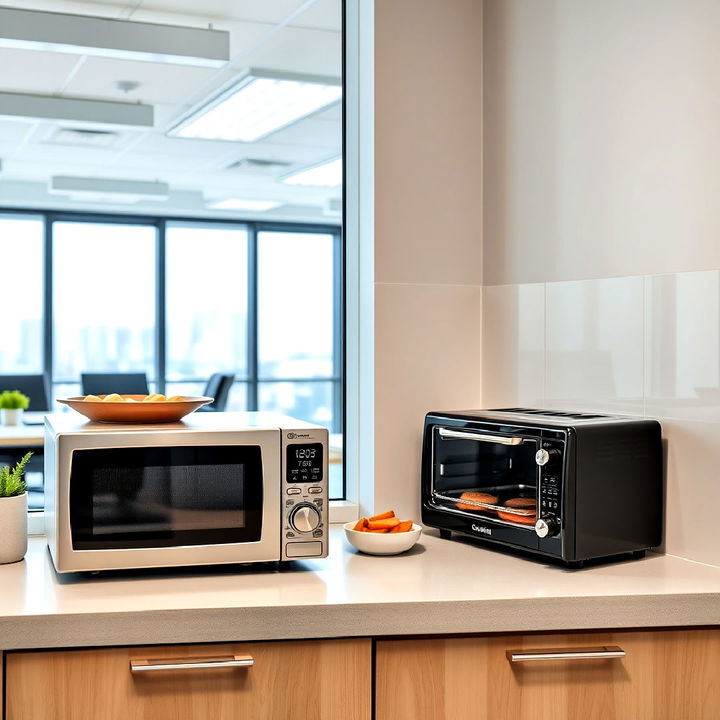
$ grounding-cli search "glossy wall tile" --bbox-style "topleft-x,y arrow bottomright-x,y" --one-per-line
481,270 -> 720,566
482,283 -> 545,408
645,271 -> 720,422
545,276 -> 645,415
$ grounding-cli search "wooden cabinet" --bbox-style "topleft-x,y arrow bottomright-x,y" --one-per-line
376,628 -> 720,720
6,638 -> 371,720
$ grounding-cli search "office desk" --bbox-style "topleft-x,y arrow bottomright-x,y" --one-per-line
0,424 -> 44,448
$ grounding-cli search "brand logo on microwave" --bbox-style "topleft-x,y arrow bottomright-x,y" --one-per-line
471,524 -> 492,536
287,432 -> 311,439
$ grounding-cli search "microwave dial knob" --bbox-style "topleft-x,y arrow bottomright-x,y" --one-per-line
535,517 -> 560,538
290,503 -> 321,534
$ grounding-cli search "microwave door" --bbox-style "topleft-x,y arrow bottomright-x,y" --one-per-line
69,445 -> 264,551
431,427 -> 540,530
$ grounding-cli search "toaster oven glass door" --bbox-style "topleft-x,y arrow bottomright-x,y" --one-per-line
431,427 -> 540,529
69,445 -> 263,550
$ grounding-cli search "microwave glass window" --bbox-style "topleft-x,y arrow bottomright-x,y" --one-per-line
431,428 -> 539,527
69,446 -> 263,550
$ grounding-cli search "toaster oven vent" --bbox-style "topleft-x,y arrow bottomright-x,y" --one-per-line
493,408 -> 609,420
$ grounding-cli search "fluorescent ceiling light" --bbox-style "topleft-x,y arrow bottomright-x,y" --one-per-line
207,199 -> 283,212
283,158 -> 342,187
49,176 -> 169,203
0,92 -> 153,128
0,7 -> 229,67
168,68 -> 342,143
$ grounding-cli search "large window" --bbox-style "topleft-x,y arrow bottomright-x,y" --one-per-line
53,221 -> 157,397
0,211 -> 343,500
0,216 -> 44,374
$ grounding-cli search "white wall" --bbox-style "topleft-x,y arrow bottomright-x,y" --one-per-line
483,0 -> 720,566
372,0 -> 484,519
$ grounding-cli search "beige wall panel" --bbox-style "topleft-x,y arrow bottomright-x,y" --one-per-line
374,283 -> 481,519
375,0 -> 483,286
484,0 -> 720,285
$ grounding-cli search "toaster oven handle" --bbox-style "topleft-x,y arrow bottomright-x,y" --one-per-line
438,428 -> 523,446
506,646 -> 625,663
130,655 -> 254,673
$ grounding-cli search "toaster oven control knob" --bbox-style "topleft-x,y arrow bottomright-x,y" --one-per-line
535,448 -> 560,466
290,503 -> 321,534
535,517 -> 560,538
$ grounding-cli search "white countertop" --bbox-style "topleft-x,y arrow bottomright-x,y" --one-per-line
1,528 -> 718,650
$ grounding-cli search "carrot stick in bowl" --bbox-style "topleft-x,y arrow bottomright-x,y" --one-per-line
367,517 -> 401,530
369,510 -> 395,521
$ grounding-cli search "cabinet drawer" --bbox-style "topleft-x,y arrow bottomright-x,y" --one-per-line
376,628 -> 720,720
7,638 -> 371,720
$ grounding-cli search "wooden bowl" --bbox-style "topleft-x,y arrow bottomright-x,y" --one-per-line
57,395 -> 213,423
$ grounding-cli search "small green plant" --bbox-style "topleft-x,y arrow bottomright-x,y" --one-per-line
0,452 -> 32,498
0,390 -> 30,410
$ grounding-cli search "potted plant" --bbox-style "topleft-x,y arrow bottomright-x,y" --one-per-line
0,390 -> 30,426
0,452 -> 31,564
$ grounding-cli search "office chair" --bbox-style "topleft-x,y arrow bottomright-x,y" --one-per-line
81,372 -> 149,396
199,373 -> 235,411
0,374 -> 50,411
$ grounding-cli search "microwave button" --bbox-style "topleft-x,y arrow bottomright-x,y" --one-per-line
287,487 -> 302,495
308,486 -> 322,494
286,541 -> 323,558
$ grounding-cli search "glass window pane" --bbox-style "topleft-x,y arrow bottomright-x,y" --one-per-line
258,381 -> 335,427
53,222 -> 156,383
0,215 -> 43,373
258,380 -> 341,498
257,231 -> 334,378
166,224 -> 248,381
165,381 -> 247,412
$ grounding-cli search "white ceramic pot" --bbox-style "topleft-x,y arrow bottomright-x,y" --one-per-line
1,408 -> 23,426
0,493 -> 28,564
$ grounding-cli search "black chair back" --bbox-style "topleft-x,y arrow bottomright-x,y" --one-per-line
0,374 -> 50,410
81,372 -> 149,396
202,373 -> 235,411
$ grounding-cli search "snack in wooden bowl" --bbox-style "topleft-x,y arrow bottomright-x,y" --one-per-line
57,395 -> 213,423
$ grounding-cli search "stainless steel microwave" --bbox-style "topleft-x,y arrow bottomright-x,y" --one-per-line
44,412 -> 328,573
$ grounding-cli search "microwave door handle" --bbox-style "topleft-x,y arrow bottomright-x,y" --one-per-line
437,428 -> 523,446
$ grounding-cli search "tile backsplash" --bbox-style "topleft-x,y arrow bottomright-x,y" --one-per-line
483,270 -> 720,566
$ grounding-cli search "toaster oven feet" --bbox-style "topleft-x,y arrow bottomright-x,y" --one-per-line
439,529 -> 452,540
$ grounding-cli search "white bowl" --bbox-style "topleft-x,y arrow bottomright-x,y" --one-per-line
344,521 -> 422,556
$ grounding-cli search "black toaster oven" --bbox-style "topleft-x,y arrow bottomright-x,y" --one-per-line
421,409 -> 663,567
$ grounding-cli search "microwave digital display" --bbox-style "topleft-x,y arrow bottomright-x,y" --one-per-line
69,445 -> 264,550
286,443 -> 324,483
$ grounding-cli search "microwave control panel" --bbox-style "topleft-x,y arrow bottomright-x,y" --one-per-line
282,435 -> 328,561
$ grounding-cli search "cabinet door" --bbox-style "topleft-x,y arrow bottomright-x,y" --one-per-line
376,629 -> 720,720
7,638 -> 371,720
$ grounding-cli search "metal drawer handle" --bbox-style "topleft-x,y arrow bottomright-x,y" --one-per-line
130,655 -> 254,673
507,646 -> 625,663
438,428 -> 522,446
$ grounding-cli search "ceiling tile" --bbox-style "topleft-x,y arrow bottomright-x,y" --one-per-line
0,48 -> 81,94
62,56 -> 217,104
289,0 -> 341,31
